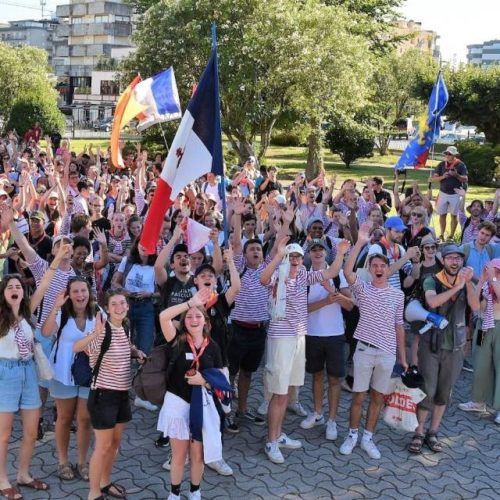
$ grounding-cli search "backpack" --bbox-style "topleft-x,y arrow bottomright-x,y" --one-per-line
132,339 -> 184,406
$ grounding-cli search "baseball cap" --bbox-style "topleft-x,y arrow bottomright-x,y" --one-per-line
307,239 -> 328,252
29,210 -> 45,220
285,243 -> 304,257
52,235 -> 72,248
194,263 -> 216,277
275,194 -> 286,206
441,244 -> 465,258
384,216 -> 407,232
0,189 -> 9,198
48,191 -> 60,199
443,146 -> 459,156
306,216 -> 324,231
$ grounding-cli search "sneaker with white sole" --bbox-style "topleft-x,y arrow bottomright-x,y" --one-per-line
458,401 -> 487,413
162,452 -> 189,471
277,433 -> 302,449
265,442 -> 284,464
206,458 -> 233,476
134,396 -> 158,412
236,410 -> 266,426
287,401 -> 307,417
326,420 -> 338,441
257,399 -> 269,416
339,433 -> 358,455
300,413 -> 325,429
462,359 -> 474,373
188,490 -> 201,500
225,414 -> 240,433
167,494 -> 180,500
495,412 -> 500,425
361,438 -> 381,459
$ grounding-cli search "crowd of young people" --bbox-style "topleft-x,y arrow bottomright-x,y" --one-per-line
0,131 -> 499,500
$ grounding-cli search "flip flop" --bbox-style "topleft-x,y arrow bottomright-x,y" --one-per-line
17,479 -> 49,491
0,487 -> 23,500
101,482 -> 126,499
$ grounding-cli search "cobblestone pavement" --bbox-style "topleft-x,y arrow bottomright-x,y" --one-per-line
7,368 -> 500,500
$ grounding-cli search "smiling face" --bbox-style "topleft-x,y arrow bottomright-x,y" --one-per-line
106,293 -> 129,323
309,221 -> 324,239
129,220 -> 142,238
470,201 -> 483,218
72,245 -> 89,267
443,253 -> 463,275
184,306 -> 206,335
4,277 -> 23,307
288,252 -> 303,268
309,245 -> 326,265
68,280 -> 90,311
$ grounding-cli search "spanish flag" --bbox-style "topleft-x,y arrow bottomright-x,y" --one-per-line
110,75 -> 143,169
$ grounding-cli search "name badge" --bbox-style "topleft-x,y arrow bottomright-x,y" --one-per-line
185,353 -> 194,360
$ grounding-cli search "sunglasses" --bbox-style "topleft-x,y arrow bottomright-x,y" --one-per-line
423,245 -> 436,250
411,212 -> 424,218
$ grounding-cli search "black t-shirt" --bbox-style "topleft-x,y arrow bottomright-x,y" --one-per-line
374,189 -> 392,217
163,276 -> 195,309
435,160 -> 467,194
28,233 -> 53,261
166,339 -> 223,403
206,293 -> 232,366
92,217 -> 111,232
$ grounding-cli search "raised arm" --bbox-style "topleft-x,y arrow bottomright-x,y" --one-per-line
323,239 -> 350,281
260,235 -> 288,286
223,245 -> 241,306
155,224 -> 182,286
344,221 -> 372,285
4,206 -> 38,264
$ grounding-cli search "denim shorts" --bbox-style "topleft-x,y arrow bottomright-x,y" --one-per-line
0,357 -> 42,412
34,327 -> 54,390
49,379 -> 90,400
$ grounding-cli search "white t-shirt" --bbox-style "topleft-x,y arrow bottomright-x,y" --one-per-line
307,270 -> 348,337
118,257 -> 155,293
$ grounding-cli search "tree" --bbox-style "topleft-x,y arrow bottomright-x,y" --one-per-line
0,43 -> 59,131
5,92 -> 65,136
444,65 -> 500,145
325,117 -> 375,167
123,0 -> 372,172
367,49 -> 438,155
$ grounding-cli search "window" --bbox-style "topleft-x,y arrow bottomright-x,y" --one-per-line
115,15 -> 130,22
95,15 -> 109,23
72,17 -> 83,24
100,80 -> 119,96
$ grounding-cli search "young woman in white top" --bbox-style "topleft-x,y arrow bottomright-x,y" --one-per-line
42,276 -> 99,482
0,241 -> 71,500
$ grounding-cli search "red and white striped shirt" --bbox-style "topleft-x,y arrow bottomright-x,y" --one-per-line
351,276 -> 404,355
481,282 -> 496,331
267,267 -> 325,338
86,323 -> 131,391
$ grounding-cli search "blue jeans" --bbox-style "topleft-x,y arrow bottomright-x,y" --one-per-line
0,358 -> 41,412
129,298 -> 155,355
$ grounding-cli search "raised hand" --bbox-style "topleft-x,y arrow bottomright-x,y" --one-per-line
53,243 -> 73,265
190,287 -> 212,307
54,290 -> 68,309
233,199 -> 246,215
93,227 -> 107,246
223,245 -> 234,262
94,311 -> 106,336
357,221 -> 373,245
276,235 -> 290,258
336,239 -> 351,255
282,204 -> 295,224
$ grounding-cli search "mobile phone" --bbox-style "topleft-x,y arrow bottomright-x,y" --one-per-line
476,330 -> 484,347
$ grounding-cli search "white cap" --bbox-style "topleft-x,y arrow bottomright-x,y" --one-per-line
443,145 -> 458,156
285,243 -> 304,257
276,194 -> 286,205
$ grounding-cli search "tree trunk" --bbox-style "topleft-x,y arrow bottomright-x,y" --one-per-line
224,128 -> 256,165
258,116 -> 277,161
306,116 -> 323,179
377,134 -> 391,156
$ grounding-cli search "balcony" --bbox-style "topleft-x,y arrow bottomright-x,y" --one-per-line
55,24 -> 70,37
56,4 -> 70,17
88,1 -> 131,16
54,45 -> 69,57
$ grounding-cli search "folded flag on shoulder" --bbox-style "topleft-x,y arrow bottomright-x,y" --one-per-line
110,67 -> 182,168
394,73 -> 448,171
140,42 -> 224,254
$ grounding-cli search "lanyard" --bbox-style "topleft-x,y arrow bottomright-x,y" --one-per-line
186,335 -> 209,370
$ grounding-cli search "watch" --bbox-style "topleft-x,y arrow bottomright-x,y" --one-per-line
493,277 -> 498,282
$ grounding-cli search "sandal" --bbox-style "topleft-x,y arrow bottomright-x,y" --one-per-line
76,463 -> 89,481
424,431 -> 443,452
408,433 -> 425,454
0,487 -> 23,500
101,482 -> 126,499
57,463 -> 75,481
16,479 -> 49,491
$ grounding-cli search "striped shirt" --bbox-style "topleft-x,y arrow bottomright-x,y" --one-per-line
230,254 -> 271,322
86,323 -> 131,391
351,276 -> 404,355
459,211 -> 495,245
30,255 -> 76,329
357,198 -> 376,225
267,267 -> 325,338
481,282 -> 496,331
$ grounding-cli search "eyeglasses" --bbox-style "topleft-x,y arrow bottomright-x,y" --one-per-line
444,255 -> 463,261
411,212 -> 424,218
423,245 -> 436,250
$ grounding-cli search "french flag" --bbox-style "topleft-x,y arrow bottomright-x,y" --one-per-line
140,38 -> 223,254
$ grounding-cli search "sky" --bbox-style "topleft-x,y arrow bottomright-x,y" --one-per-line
1,0 -> 499,64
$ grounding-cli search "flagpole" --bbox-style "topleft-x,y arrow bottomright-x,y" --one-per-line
211,22 -> 229,247
430,57 -> 442,164
158,122 -> 170,154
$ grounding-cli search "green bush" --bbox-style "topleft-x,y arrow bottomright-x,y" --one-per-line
4,91 -> 64,136
270,130 -> 303,147
458,141 -> 500,186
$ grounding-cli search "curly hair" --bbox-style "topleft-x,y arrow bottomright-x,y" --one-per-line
0,275 -> 33,338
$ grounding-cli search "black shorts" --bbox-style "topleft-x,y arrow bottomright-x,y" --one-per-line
87,389 -> 132,430
305,335 -> 346,378
227,323 -> 266,376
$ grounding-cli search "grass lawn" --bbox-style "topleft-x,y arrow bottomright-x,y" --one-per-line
44,140 -> 496,201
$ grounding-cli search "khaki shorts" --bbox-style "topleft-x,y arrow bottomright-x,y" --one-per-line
265,336 -> 305,395
436,192 -> 461,216
352,343 -> 396,395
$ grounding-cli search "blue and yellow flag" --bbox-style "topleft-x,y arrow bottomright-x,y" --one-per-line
395,73 -> 449,171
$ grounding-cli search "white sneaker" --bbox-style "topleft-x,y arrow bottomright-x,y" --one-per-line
188,490 -> 201,500
287,401 -> 307,417
458,401 -> 487,413
495,411 -> 500,425
277,433 -> 302,449
167,494 -> 180,500
257,399 -> 269,416
265,441 -> 284,464
300,412 -> 325,429
339,433 -> 358,455
361,438 -> 381,459
162,452 -> 189,471
206,458 -> 233,476
326,420 -> 338,441
134,396 -> 158,412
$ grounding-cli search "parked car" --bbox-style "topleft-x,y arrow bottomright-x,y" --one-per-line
93,117 -> 113,131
